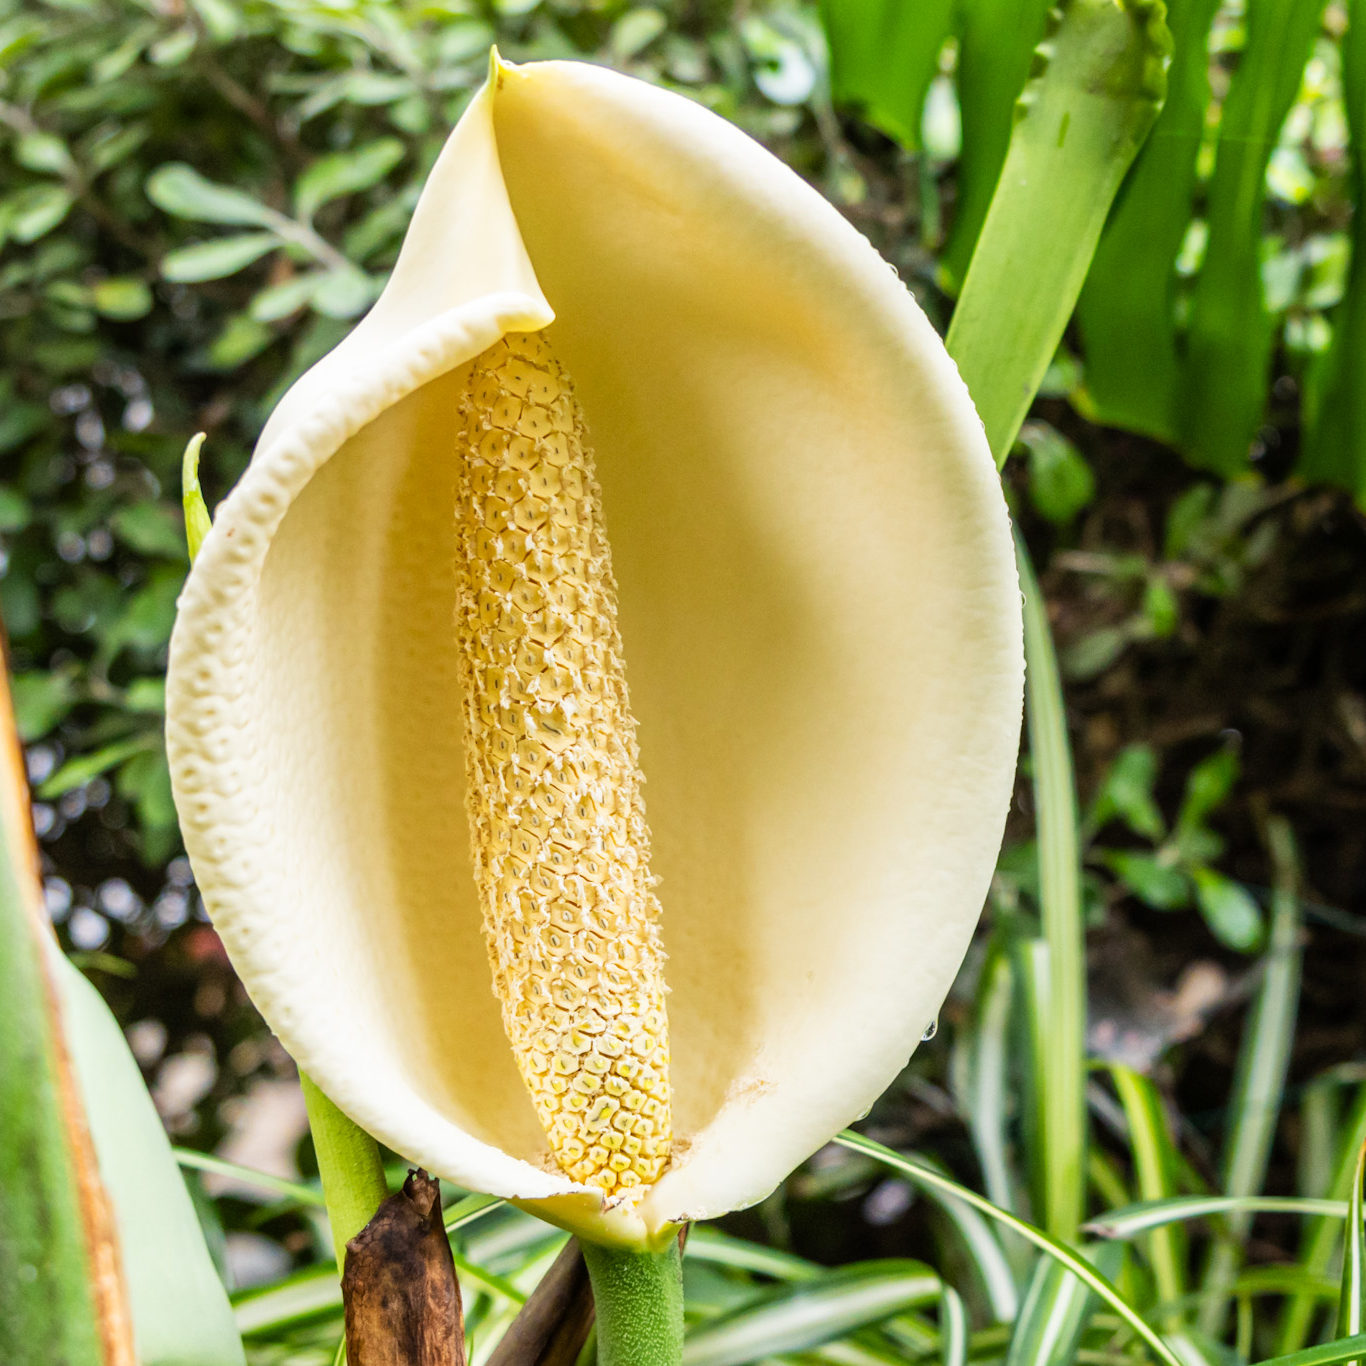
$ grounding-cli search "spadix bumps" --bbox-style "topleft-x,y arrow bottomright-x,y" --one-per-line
455,333 -> 671,1196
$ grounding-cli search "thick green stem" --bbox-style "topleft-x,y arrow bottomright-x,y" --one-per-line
579,1238 -> 683,1366
300,1072 -> 389,1268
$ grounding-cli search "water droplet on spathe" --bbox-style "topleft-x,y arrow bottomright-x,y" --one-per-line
921,1018 -> 939,1042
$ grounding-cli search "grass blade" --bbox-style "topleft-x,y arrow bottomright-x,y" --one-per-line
0,657 -> 130,1366
1299,0 -> 1366,495
680,1261 -> 941,1366
173,1149 -> 327,1208
946,0 -> 1171,465
1252,1334 -> 1366,1366
1176,0 -> 1327,474
1197,816 -> 1305,1336
952,943 -> 1024,1225
1280,1084 -> 1366,1354
835,1131 -> 1184,1366
1004,1242 -> 1124,1366
1016,535 -> 1086,1242
1339,1141 -> 1366,1366
1108,1064 -> 1187,1321
1088,1196 -> 1347,1240
1074,0 -> 1222,441
941,1284 -> 968,1366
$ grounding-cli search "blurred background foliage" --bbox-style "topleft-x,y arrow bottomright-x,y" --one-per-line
6,0 -> 1366,1360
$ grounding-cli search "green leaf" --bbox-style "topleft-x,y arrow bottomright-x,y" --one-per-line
7,182 -> 76,243
836,1132 -> 1186,1366
819,0 -> 954,149
942,0 -> 1055,286
53,955 -> 246,1366
947,0 -> 1171,465
310,265 -> 381,319
1178,746 -> 1239,833
1004,1241 -> 1124,1366
1087,743 -> 1165,841
161,232 -> 280,283
17,131 -> 75,176
117,749 -> 178,859
610,8 -> 668,60
146,163 -> 278,227
681,1260 -> 941,1366
1338,1139 -> 1366,1366
38,733 -> 157,799
182,433 -> 212,563
1103,850 -> 1190,910
1197,819 -> 1302,1334
200,314 -> 275,371
1191,867 -> 1264,951
1299,0 -> 1366,495
954,944 -> 1026,1240
111,502 -> 190,559
294,138 -> 405,222
1087,1194 -> 1348,1240
1018,535 -> 1086,1241
1075,0 -> 1221,441
1280,1084 -> 1366,1355
233,1264 -> 341,1337
1108,1065 -> 1187,1314
1251,1334 -> 1366,1366
9,670 -> 77,740
0,486 -> 29,531
0,669 -> 111,1365
1021,422 -> 1095,525
90,276 -> 153,320
1176,0 -> 1327,475
249,273 -> 326,323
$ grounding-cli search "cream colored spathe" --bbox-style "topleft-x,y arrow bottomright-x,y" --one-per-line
165,55 -> 1024,1248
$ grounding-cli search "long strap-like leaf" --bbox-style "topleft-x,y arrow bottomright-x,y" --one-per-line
1075,0 -> 1222,441
947,0 -> 1171,468
1177,0 -> 1328,475
0,654 -> 132,1366
1299,0 -> 1366,497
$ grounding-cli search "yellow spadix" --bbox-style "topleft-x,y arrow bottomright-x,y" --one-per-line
166,55 -> 1024,1248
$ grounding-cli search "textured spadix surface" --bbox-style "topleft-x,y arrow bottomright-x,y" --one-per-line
166,57 -> 1024,1247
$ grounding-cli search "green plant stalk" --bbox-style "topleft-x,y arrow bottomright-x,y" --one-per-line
579,1238 -> 683,1366
181,441 -> 389,1275
1197,817 -> 1304,1337
300,1074 -> 390,1268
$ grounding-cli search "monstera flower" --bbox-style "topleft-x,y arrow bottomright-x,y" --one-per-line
166,56 -> 1023,1250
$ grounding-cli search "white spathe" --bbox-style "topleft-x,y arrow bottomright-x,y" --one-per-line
165,56 -> 1024,1249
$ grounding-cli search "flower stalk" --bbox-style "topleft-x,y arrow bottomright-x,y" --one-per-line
579,1237 -> 684,1366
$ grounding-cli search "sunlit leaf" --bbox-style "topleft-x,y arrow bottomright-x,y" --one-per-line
293,138 -> 405,222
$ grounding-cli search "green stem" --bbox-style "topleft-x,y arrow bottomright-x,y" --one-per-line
300,1072 -> 389,1268
579,1237 -> 684,1366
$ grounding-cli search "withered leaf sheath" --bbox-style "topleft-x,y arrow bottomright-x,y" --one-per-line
453,332 -> 671,1198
